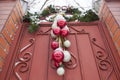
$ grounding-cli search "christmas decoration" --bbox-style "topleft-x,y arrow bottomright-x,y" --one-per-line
57,67 -> 65,76
51,30 -> 57,38
63,50 -> 71,62
53,27 -> 61,35
51,41 -> 59,50
64,40 -> 71,48
40,5 -> 99,22
57,19 -> 66,28
54,61 -> 60,68
52,50 -> 64,63
50,14 -> 76,76
61,28 -> 69,37
52,20 -> 58,29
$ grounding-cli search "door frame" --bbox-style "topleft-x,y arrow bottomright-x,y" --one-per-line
0,21 -> 120,80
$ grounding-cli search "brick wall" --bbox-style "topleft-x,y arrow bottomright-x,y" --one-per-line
99,0 -> 120,55
0,1 -> 23,71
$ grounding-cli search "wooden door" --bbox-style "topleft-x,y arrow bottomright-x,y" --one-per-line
1,22 -> 120,80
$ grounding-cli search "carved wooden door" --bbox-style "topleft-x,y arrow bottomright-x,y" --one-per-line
1,22 -> 120,80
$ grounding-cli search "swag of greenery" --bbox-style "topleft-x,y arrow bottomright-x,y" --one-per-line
23,12 -> 40,33
23,5 -> 99,33
40,5 -> 99,22
78,10 -> 99,22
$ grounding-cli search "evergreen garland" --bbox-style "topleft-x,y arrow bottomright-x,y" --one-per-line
23,5 -> 99,33
28,22 -> 39,33
40,5 -> 99,22
78,10 -> 99,22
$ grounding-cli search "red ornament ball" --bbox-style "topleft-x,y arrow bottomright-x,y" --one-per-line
53,27 -> 61,35
61,28 -> 69,37
57,20 -> 66,29
54,61 -> 60,68
52,51 -> 64,63
51,41 -> 59,50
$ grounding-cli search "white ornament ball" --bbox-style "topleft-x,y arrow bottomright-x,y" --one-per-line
52,21 -> 58,29
63,51 -> 71,62
57,67 -> 65,76
51,30 -> 57,38
64,40 -> 71,48
55,47 -> 63,52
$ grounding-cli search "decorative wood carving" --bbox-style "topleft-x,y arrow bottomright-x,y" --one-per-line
92,38 -> 113,80
69,26 -> 87,34
37,28 -> 52,35
14,38 -> 35,80
37,26 -> 87,35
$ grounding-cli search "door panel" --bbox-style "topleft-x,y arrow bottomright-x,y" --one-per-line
29,35 -> 49,80
64,34 -> 82,80
2,22 -> 120,80
76,34 -> 100,80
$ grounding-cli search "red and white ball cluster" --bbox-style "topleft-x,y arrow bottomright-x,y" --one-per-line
51,14 -> 71,76
51,15 -> 69,38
